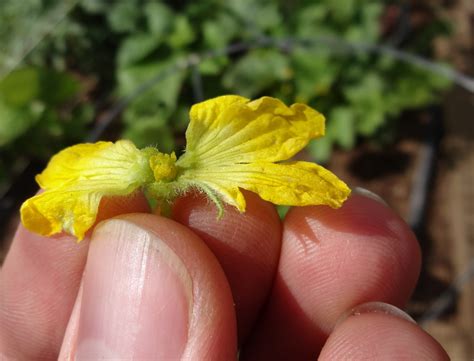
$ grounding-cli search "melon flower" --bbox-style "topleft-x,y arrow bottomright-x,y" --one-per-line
20,95 -> 351,241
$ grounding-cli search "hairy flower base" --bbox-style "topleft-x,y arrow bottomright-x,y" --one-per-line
21,95 -> 351,240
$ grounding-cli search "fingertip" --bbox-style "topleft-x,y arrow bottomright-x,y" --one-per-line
172,190 -> 281,342
72,214 -> 236,360
0,191 -> 151,360
0,226 -> 88,360
94,191 -> 150,225
243,191 -> 422,360
320,307 -> 449,360
284,191 -> 421,312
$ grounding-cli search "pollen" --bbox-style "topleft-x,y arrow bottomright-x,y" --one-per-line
149,152 -> 178,182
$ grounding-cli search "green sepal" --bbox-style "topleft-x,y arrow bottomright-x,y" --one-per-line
194,182 -> 225,219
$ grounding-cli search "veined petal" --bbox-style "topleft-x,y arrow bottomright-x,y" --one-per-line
20,140 -> 151,240
185,95 -> 248,148
36,140 -> 150,189
180,161 -> 350,211
182,178 -> 247,212
178,95 -> 325,168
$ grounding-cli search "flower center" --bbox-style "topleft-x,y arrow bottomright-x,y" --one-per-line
149,152 -> 178,182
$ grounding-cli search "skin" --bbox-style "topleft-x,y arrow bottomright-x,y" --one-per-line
0,190 -> 449,360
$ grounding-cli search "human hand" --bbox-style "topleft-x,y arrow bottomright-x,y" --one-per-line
0,189 -> 449,360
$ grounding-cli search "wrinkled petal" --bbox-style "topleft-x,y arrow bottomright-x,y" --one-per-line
20,95 -> 350,241
177,95 -> 348,213
21,189 -> 102,240
36,140 -> 150,189
20,140 -> 151,240
181,161 -> 350,212
178,95 -> 325,168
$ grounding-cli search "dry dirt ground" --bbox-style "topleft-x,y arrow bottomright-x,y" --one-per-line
330,1 -> 474,357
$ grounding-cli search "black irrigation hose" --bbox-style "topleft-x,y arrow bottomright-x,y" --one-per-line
419,258 -> 474,325
86,36 -> 474,146
408,106 -> 443,235
411,107 -> 474,326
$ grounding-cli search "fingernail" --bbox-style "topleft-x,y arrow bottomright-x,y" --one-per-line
352,187 -> 388,206
76,219 -> 192,360
336,301 -> 416,328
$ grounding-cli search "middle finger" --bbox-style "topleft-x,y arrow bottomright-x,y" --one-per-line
172,190 -> 282,343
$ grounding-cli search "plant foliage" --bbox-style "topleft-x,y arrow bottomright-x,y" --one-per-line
0,0 -> 451,190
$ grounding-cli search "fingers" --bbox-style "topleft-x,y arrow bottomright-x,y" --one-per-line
172,190 -> 281,342
0,225 -> 89,360
60,214 -> 237,360
242,191 -> 422,360
0,192 -> 149,360
319,302 -> 449,360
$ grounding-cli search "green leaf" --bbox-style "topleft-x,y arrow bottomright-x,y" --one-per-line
123,103 -> 168,125
203,14 -> 239,48
80,0 -> 109,13
0,68 -> 40,106
107,2 -> 141,33
167,16 -> 195,49
117,33 -> 162,67
343,2 -> 382,44
226,0 -> 281,32
360,3 -> 383,42
308,136 -> 333,164
328,107 -> 355,149
291,48 -> 339,100
0,99 -> 43,146
326,0 -> 356,23
357,110 -> 385,136
171,104 -> 192,133
123,116 -> 175,151
296,4 -> 330,37
38,69 -> 81,105
344,73 -> 386,135
223,49 -> 289,97
0,67 -> 80,106
145,2 -> 173,36
277,205 -> 290,219
118,60 -> 185,112
198,57 -> 228,75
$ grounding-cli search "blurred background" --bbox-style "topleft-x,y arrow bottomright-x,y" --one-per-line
0,0 -> 472,357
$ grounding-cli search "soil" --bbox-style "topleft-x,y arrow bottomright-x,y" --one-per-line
329,96 -> 473,358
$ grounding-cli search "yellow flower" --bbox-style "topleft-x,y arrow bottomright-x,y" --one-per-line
21,95 -> 350,240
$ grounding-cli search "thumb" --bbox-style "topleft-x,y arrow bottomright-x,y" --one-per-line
59,214 -> 237,360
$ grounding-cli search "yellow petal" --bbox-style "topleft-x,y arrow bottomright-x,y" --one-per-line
36,140 -> 150,189
21,189 -> 102,240
21,140 -> 150,240
178,95 -> 325,168
181,161 -> 350,212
